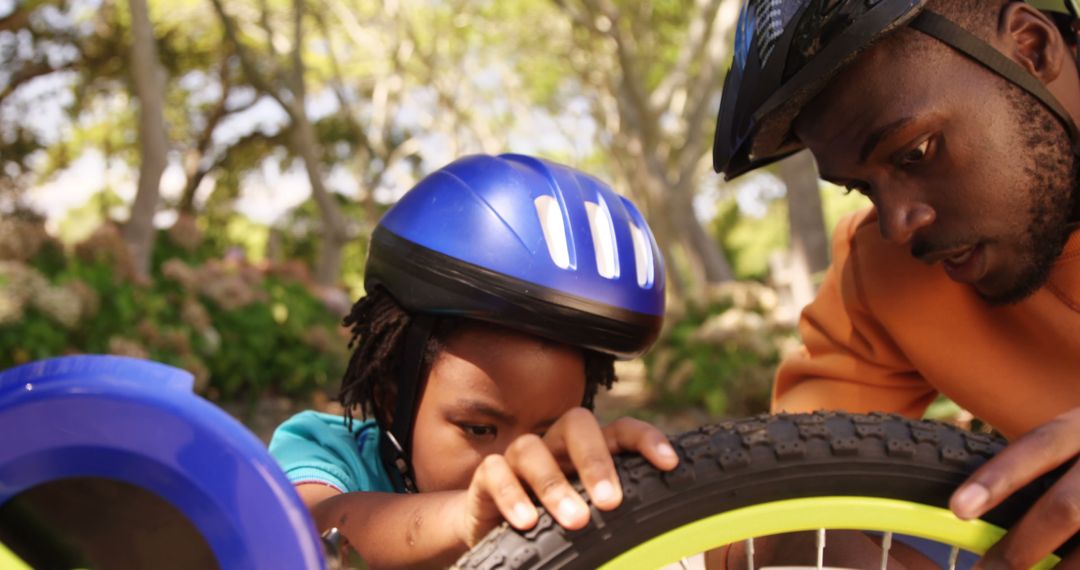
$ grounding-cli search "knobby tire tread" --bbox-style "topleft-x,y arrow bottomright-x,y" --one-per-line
453,411 -> 1077,570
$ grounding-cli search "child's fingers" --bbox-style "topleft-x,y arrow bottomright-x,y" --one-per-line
552,408 -> 623,511
470,454 -> 538,532
505,433 -> 591,530
536,410 -> 679,518
603,416 -> 680,471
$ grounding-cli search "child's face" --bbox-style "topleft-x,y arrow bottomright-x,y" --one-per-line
409,322 -> 587,492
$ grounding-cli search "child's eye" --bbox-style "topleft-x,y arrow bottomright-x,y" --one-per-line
899,138 -> 931,166
461,424 -> 497,440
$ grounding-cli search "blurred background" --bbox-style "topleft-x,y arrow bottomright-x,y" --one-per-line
2,0 -> 920,440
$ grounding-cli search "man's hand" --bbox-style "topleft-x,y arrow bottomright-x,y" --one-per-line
950,407 -> 1079,569
459,408 -> 679,547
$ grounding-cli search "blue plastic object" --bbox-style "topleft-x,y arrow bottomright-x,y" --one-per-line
0,355 -> 324,570
378,153 -> 665,317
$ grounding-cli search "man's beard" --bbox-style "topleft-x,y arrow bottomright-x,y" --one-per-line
981,87 -> 1080,306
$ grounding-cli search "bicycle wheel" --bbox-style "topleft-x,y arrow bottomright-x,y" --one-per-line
454,412 -> 1077,569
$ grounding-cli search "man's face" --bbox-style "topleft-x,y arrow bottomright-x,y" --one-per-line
794,31 -> 1078,304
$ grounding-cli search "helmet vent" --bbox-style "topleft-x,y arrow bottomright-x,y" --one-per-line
585,200 -> 619,279
629,222 -> 654,288
534,195 -> 572,269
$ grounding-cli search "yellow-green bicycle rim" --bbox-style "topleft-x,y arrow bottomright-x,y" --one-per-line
602,496 -> 1060,569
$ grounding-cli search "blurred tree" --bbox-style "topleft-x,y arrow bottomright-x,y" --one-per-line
6,0 -> 837,296
397,0 -> 532,156
776,150 -> 828,310
123,0 -> 169,279
475,0 -> 836,303
210,0 -> 349,287
314,0 -> 424,232
0,0 -> 82,213
4,1 -> 269,262
0,1 -> 78,105
172,42 -> 259,216
484,0 -> 743,297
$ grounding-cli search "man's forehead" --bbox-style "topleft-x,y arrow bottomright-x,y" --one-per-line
793,34 -> 944,141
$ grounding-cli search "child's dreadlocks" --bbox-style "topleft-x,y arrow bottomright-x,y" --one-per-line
338,287 -> 617,431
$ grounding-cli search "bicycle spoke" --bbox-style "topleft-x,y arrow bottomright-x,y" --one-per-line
879,531 -> 892,570
816,529 -> 825,570
745,538 -> 755,570
677,558 -> 692,570
948,545 -> 960,570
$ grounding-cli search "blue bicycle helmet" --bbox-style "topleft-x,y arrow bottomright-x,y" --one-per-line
713,0 -> 1080,180
363,153 -> 665,491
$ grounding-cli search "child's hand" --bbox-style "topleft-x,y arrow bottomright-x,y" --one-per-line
458,408 -> 678,546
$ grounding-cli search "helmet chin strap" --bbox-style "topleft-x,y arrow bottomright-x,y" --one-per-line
910,10 -> 1080,156
378,314 -> 435,494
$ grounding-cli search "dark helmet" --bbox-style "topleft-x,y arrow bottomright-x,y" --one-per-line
363,153 -> 666,491
713,0 -> 1080,180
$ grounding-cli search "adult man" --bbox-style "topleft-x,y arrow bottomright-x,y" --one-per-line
713,0 -> 1079,567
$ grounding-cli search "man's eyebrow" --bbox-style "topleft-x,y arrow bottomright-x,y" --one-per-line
859,116 -> 916,163
454,399 -> 512,423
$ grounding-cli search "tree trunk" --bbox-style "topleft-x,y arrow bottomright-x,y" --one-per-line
178,148 -> 204,214
178,68 -> 231,215
360,179 -> 380,232
290,112 -> 349,286
778,150 -> 829,310
670,187 -> 734,286
209,0 -> 349,286
122,0 -> 168,280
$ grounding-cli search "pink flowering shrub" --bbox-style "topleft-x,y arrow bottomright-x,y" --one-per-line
0,220 -> 349,402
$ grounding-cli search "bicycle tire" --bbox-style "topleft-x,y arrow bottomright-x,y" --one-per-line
454,411 -> 1077,569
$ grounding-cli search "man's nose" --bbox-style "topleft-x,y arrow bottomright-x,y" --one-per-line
877,194 -> 935,245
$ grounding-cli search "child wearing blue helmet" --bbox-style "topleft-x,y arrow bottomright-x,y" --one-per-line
269,154 -> 677,568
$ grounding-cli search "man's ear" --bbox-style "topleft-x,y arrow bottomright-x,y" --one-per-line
1000,2 -> 1069,83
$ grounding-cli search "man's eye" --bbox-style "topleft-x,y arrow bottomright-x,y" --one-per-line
461,424 -> 497,439
900,139 -> 931,165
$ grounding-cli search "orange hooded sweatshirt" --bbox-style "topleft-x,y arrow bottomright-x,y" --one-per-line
773,208 -> 1080,440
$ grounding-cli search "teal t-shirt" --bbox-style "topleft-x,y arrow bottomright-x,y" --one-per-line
268,411 -> 395,493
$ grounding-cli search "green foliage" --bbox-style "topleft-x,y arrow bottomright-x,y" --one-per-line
821,183 -> 872,229
28,238 -> 67,280
712,186 -> 872,280
713,199 -> 788,281
0,222 -> 349,403
663,184 -> 869,417
340,236 -> 370,300
208,277 -> 346,396
644,283 -> 796,418
151,234 -> 203,272
0,308 -> 69,364
205,281 -> 346,399
618,0 -> 698,92
56,187 -> 127,245
269,195 -> 379,287
1,124 -> 45,179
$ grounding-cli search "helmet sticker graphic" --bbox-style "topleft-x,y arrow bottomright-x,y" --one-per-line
741,0 -> 805,69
